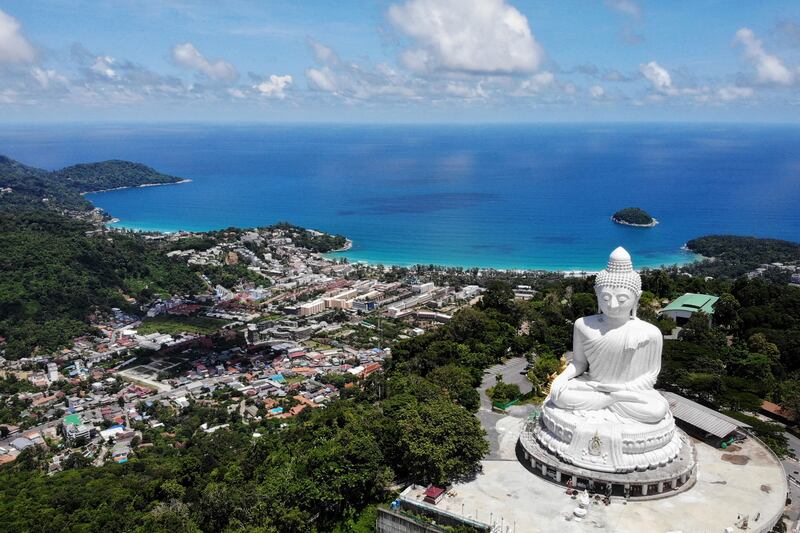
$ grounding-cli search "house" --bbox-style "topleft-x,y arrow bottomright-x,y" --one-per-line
99,425 -> 127,442
423,485 -> 446,505
111,442 -> 131,463
10,437 -> 34,451
660,293 -> 719,326
760,400 -> 797,424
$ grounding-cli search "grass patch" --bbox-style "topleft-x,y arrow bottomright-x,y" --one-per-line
136,315 -> 228,335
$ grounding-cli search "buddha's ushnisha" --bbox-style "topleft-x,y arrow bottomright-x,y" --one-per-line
547,246 -> 669,423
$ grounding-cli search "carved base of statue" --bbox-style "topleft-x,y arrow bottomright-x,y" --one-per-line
534,398 -> 683,473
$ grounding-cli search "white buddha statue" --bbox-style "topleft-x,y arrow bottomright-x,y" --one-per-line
533,247 -> 682,473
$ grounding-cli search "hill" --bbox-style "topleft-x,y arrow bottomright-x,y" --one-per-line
684,235 -> 800,278
611,207 -> 656,227
0,211 -> 203,358
0,156 -> 184,211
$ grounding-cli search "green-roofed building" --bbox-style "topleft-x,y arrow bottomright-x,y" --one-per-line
660,293 -> 719,325
63,414 -> 82,427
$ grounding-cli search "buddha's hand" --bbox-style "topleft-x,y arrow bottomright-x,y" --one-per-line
549,376 -> 568,401
593,383 -> 625,393
609,390 -> 647,404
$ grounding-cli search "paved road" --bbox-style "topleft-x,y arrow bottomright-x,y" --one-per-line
782,430 -> 800,531
477,357 -> 533,460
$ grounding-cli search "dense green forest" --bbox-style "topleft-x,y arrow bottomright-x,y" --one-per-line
0,211 -> 203,358
161,223 -> 347,255
611,207 -> 655,225
0,156 -> 182,211
685,235 -> 800,278
271,222 -> 348,252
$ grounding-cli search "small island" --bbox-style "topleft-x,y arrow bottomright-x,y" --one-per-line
611,207 -> 658,227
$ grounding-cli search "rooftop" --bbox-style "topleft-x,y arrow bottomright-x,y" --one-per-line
63,414 -> 82,426
661,390 -> 750,438
662,292 -> 719,314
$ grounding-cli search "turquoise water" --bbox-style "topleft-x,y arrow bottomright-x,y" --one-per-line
2,123 -> 799,270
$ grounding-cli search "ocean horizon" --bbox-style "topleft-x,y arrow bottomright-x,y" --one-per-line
2,123 -> 799,271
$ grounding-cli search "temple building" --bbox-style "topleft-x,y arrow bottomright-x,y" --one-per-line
659,292 -> 719,325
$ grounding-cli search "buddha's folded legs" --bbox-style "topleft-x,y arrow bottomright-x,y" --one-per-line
553,384 -> 669,424
553,387 -> 616,411
609,391 -> 669,423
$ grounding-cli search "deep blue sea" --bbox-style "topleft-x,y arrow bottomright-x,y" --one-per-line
2,123 -> 799,271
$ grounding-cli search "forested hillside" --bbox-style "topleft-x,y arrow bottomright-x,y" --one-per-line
0,212 -> 203,358
685,235 -> 800,278
0,156 -> 183,211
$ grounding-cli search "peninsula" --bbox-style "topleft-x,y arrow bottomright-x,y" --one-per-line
0,156 -> 186,212
611,207 -> 658,227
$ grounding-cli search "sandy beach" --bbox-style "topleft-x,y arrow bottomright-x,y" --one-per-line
81,178 -> 192,196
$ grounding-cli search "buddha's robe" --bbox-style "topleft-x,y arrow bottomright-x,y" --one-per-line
551,318 -> 669,424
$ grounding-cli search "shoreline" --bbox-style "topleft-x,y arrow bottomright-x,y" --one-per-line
325,248 -> 697,274
105,220 -> 699,273
611,216 -> 659,228
329,239 -> 353,253
102,218 -> 698,274
81,178 -> 192,196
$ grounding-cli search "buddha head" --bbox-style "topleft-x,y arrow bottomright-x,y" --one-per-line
594,247 -> 641,320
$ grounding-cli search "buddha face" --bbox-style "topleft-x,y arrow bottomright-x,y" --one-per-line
595,286 -> 638,319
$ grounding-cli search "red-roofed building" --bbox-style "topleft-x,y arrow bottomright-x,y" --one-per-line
761,400 -> 797,423
423,485 -> 446,504
361,362 -> 382,378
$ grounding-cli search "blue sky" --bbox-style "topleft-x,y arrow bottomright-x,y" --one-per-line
1,0 -> 800,122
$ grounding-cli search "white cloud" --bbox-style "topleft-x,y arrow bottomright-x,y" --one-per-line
91,56 -> 118,80
254,74 -> 293,99
638,60 -> 714,101
388,0 -> 544,75
639,61 -> 675,94
513,71 -> 555,95
605,0 -> 640,18
444,81 -> 487,99
526,71 -> 554,88
310,40 -> 338,64
734,28 -> 793,85
306,67 -> 338,93
0,9 -> 35,63
590,85 -> 605,98
171,42 -> 238,82
30,67 -> 67,88
305,62 -> 417,101
304,42 -> 422,101
717,85 -> 754,101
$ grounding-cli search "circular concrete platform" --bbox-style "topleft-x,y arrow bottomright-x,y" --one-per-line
519,424 -> 697,500
430,415 -> 788,532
